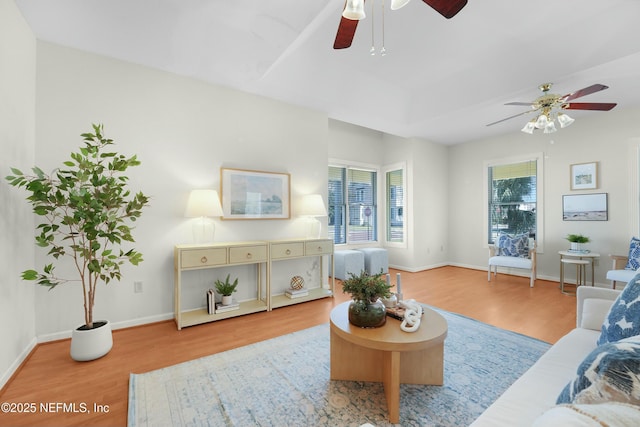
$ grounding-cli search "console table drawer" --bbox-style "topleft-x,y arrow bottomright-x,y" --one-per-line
181,248 -> 227,268
305,240 -> 333,255
271,242 -> 305,259
229,245 -> 268,264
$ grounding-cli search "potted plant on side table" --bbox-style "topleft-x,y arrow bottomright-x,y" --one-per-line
215,273 -> 238,306
6,124 -> 149,361
566,234 -> 590,252
342,270 -> 393,328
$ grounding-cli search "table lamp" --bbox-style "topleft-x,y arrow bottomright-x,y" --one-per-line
299,194 -> 327,239
184,189 -> 223,243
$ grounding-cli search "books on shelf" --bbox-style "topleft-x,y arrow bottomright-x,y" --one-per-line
215,299 -> 240,313
206,289 -> 215,315
285,288 -> 309,299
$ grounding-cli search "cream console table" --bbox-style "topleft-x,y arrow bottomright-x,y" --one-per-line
174,238 -> 334,330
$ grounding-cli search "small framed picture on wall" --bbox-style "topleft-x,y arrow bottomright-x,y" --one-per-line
570,162 -> 598,190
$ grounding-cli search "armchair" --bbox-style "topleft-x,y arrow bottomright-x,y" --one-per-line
606,237 -> 640,289
488,234 -> 536,287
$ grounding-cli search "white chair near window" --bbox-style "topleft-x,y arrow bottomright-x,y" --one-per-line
605,237 -> 640,289
488,234 -> 537,287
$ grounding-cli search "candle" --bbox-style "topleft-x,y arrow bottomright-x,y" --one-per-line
396,273 -> 402,294
386,273 -> 391,286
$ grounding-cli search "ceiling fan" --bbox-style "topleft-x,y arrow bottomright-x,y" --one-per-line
487,83 -> 617,134
333,0 -> 468,49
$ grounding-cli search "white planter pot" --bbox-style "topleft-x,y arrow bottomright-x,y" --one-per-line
70,320 -> 113,362
221,295 -> 233,305
570,242 -> 584,251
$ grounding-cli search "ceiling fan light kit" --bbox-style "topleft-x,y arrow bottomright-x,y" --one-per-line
488,83 -> 616,135
390,0 -> 411,10
342,0 -> 366,20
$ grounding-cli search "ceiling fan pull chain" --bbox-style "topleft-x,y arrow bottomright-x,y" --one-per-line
370,0 -> 376,55
381,0 -> 386,56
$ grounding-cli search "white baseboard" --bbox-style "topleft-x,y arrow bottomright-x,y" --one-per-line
1,337 -> 37,390
36,312 -> 175,344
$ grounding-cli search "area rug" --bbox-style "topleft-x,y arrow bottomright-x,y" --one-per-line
128,308 -> 550,426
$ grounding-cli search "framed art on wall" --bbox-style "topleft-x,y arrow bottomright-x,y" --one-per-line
570,162 -> 598,190
220,168 -> 290,220
563,193 -> 608,221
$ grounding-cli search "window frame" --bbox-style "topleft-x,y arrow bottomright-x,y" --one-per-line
383,162 -> 407,248
328,160 -> 381,246
483,153 -> 544,253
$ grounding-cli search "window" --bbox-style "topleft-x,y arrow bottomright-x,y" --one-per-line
486,154 -> 543,246
328,165 -> 377,244
385,165 -> 405,245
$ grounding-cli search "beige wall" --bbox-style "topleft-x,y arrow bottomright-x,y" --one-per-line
34,42 -> 329,338
448,108 -> 640,284
0,0 -> 36,388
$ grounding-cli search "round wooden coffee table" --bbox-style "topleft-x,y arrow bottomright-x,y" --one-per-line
329,301 -> 448,423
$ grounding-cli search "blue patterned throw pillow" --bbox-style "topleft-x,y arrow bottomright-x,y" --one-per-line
495,233 -> 529,258
597,274 -> 640,345
626,237 -> 640,270
557,335 -> 640,405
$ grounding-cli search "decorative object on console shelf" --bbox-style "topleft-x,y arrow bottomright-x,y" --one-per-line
566,234 -> 590,253
342,270 -> 393,328
220,168 -> 290,220
184,189 -> 223,243
5,124 -> 149,361
214,273 -> 238,306
298,194 -> 327,238
290,275 -> 305,290
563,193 -> 608,221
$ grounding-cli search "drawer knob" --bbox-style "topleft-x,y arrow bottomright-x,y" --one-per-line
286,249 -> 291,255
317,246 -> 322,251
246,253 -> 252,259
200,256 -> 208,264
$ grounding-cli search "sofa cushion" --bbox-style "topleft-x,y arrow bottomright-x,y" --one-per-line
469,328 -> 600,427
625,237 -> 640,270
533,402 -> 640,427
495,232 -> 529,258
557,335 -> 640,405
598,275 -> 640,345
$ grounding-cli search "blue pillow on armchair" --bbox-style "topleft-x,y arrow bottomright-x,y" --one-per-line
495,233 -> 530,258
625,237 -> 640,270
597,274 -> 640,345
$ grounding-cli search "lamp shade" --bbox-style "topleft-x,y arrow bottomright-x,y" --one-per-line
298,194 -> 327,217
342,0 -> 366,20
557,113 -> 575,128
185,189 -> 223,218
391,0 -> 411,10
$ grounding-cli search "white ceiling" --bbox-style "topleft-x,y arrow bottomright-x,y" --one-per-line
15,0 -> 640,144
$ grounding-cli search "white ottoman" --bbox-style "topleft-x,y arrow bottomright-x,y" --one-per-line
356,248 -> 389,275
333,250 -> 365,280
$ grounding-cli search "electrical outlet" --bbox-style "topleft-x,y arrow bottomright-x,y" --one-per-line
134,281 -> 143,293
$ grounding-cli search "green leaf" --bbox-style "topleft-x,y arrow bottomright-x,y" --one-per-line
21,270 -> 38,280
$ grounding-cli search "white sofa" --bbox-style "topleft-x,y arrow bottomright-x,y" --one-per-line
470,286 -> 622,427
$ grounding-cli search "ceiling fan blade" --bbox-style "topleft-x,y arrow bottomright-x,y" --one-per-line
486,110 -> 536,127
563,102 -> 617,111
333,16 -> 359,49
422,0 -> 468,18
505,102 -> 534,106
563,84 -> 609,102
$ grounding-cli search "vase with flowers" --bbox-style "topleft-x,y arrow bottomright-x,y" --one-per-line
342,270 -> 393,328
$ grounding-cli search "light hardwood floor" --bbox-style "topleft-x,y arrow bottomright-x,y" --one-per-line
0,266 -> 577,426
